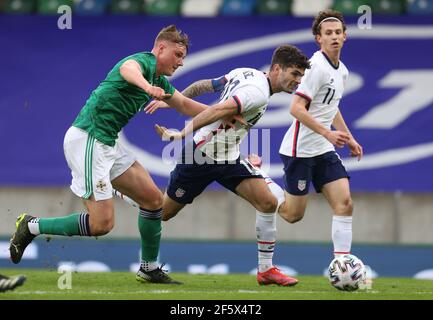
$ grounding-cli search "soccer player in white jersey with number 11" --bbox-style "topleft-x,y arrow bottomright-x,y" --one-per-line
261,10 -> 363,262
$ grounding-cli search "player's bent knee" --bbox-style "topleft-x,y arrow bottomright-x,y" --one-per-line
256,196 -> 278,213
162,211 -> 177,221
289,214 -> 304,223
146,197 -> 163,210
90,218 -> 115,236
137,192 -> 164,211
278,210 -> 304,224
336,198 -> 353,216
91,226 -> 113,236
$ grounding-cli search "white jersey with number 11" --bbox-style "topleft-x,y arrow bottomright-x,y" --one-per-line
280,50 -> 349,158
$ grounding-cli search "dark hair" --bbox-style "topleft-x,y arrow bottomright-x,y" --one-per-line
312,9 -> 347,36
155,25 -> 189,51
271,45 -> 311,70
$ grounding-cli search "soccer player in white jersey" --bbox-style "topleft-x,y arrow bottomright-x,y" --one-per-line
151,45 -> 310,286
264,10 -> 363,260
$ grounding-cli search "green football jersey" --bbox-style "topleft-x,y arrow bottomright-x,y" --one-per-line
73,52 -> 175,146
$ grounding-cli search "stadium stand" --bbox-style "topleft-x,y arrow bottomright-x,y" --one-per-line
180,0 -> 222,16
144,0 -> 182,16
332,0 -> 369,15
1,0 -> 35,13
371,0 -> 405,14
220,0 -> 256,15
74,0 -> 109,15
37,0 -> 73,15
257,0 -> 292,15
109,0 -> 143,14
1,0 -> 431,16
406,0 -> 433,14
292,0 -> 333,16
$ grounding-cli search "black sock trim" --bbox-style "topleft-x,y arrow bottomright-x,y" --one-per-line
79,213 -> 91,236
139,207 -> 162,213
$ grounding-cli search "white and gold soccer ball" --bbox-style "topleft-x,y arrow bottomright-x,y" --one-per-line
328,254 -> 366,291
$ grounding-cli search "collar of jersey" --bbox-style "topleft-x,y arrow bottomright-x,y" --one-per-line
321,51 -> 339,70
266,76 -> 274,96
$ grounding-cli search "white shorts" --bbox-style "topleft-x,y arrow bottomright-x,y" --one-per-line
63,126 -> 136,201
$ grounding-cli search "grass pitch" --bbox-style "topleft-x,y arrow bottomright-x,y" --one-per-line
1,269 -> 432,300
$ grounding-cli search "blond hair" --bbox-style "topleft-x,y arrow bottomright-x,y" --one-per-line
155,25 -> 189,52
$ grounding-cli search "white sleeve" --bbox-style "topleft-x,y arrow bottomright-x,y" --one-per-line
296,62 -> 324,101
231,86 -> 267,114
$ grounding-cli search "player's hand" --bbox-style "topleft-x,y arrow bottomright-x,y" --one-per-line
348,138 -> 363,161
232,114 -> 248,126
146,86 -> 172,101
144,100 -> 170,114
222,114 -> 248,129
324,130 -> 350,148
155,124 -> 183,141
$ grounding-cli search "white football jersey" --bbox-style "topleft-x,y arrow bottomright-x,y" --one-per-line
193,68 -> 271,161
279,51 -> 349,157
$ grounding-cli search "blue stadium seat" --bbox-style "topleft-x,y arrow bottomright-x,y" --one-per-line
74,0 -> 109,16
221,0 -> 257,15
407,0 -> 433,15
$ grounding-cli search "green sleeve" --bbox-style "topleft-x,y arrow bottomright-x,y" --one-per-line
158,76 -> 175,95
132,56 -> 152,82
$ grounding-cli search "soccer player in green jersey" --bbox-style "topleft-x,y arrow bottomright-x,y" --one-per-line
9,25 -> 209,284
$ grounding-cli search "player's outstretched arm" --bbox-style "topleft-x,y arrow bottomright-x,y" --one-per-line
164,90 -> 209,117
119,60 -> 171,100
182,79 -> 214,98
155,97 -> 239,140
144,80 -> 214,114
290,95 -> 350,148
143,100 -> 171,114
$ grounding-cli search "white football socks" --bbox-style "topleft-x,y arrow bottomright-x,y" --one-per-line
256,211 -> 276,273
256,168 -> 287,273
332,215 -> 353,256
28,218 -> 40,236
140,261 -> 159,272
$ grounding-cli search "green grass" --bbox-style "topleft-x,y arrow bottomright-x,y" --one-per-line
1,269 -> 432,300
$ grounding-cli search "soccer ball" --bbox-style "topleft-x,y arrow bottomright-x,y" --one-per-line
328,254 -> 366,291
